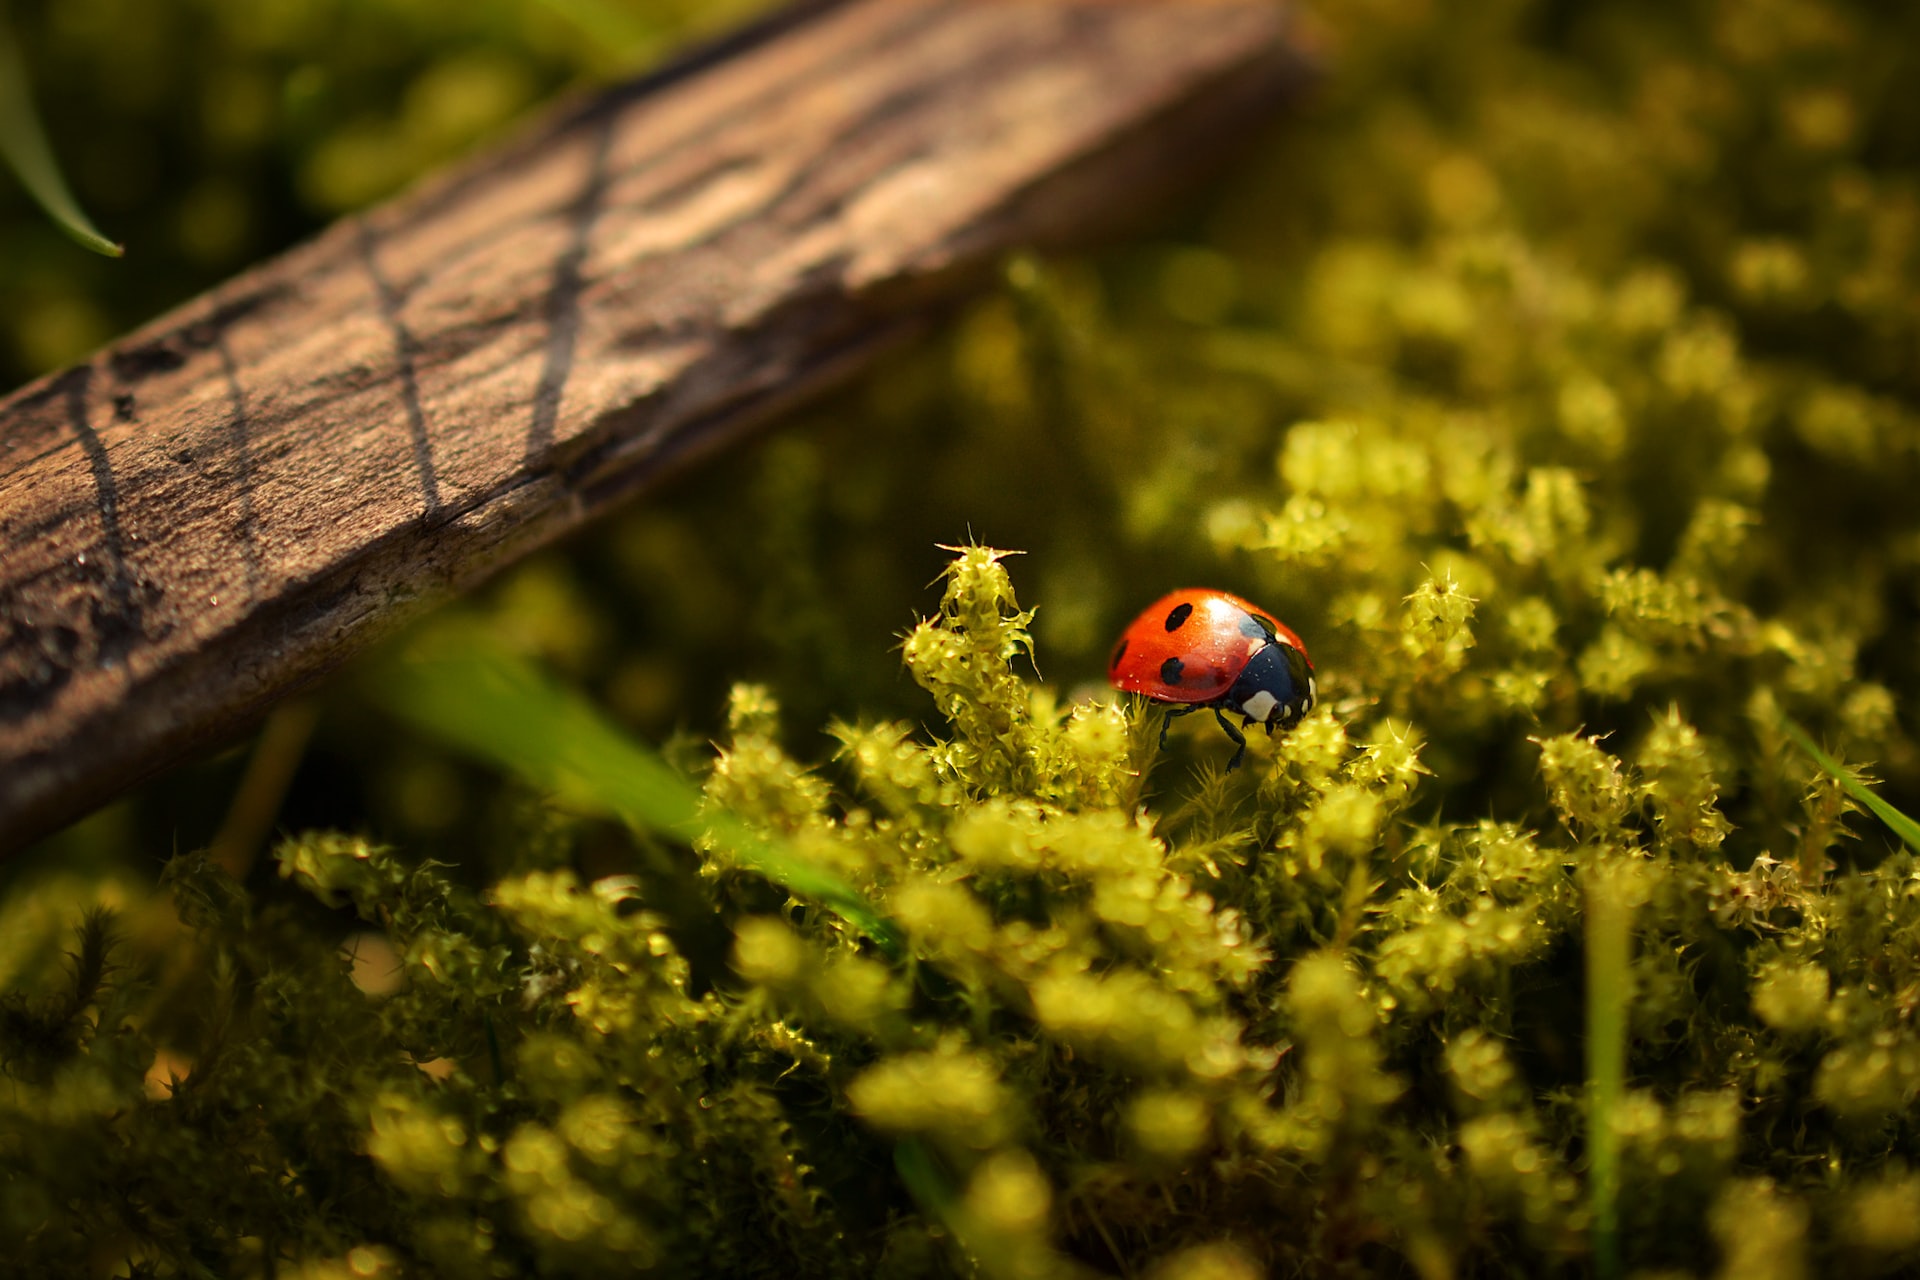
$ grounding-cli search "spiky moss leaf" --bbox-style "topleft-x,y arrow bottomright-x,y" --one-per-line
904,547 -> 1041,793
1536,733 -> 1635,837
1783,716 -> 1920,854
0,909 -> 121,1083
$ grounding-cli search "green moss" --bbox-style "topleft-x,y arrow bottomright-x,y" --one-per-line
8,0 -> 1920,1275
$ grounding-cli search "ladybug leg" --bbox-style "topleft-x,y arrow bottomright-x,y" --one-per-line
1213,706 -> 1248,771
1158,703 -> 1201,751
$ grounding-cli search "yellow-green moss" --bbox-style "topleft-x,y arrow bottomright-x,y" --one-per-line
7,0 -> 1920,1276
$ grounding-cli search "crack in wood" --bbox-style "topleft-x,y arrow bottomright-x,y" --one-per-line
356,217 -> 444,519
60,366 -> 144,667
527,114 -> 615,464
212,325 -> 266,601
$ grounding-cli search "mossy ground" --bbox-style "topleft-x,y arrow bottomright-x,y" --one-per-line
6,0 -> 1920,1277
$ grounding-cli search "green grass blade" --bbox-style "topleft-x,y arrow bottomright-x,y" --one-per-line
0,10 -> 123,258
892,1139 -> 958,1219
1584,858 -> 1637,1280
373,629 -> 900,954
1781,717 -> 1920,854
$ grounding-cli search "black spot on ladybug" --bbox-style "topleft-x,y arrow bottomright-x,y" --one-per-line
1110,637 -> 1129,668
1164,602 -> 1194,632
1160,657 -> 1184,686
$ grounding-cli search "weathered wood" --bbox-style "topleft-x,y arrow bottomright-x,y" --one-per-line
0,0 -> 1305,852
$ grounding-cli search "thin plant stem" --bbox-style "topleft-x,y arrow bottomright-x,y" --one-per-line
1585,856 -> 1639,1280
208,701 -> 318,880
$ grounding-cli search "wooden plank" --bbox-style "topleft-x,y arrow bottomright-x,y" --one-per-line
0,0 -> 1305,853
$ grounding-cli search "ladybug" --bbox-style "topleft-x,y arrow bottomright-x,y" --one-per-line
1107,589 -> 1316,770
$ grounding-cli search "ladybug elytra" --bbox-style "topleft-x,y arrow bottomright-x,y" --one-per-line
1107,589 -> 1316,770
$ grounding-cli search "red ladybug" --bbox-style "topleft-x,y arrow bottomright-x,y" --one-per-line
1107,589 -> 1316,770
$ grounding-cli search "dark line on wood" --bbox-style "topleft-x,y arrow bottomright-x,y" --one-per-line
4,283 -> 295,475
602,9 -> 1055,310
377,3 -> 948,310
752,69 -> 980,229
280,8 -> 959,402
587,0 -> 858,121
3,382 -> 91,470
115,1 -> 937,355
527,114 -> 615,462
124,285 -> 292,376
357,218 -> 443,517
636,153 -> 760,220
396,0 -> 857,231
633,1 -> 958,222
180,286 -> 292,354
61,365 -> 142,663
211,328 -> 265,602
109,344 -> 186,382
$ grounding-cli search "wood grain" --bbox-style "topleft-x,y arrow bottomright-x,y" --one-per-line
0,0 -> 1305,853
